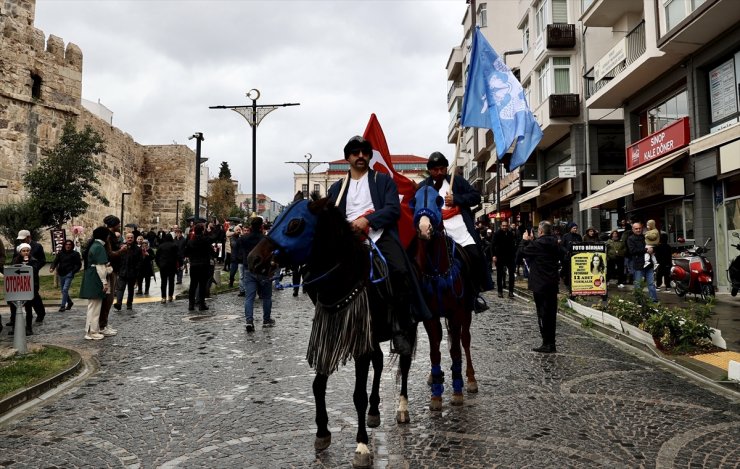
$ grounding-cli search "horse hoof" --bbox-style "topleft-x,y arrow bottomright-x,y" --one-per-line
430,396 -> 443,411
367,413 -> 381,428
352,451 -> 372,468
451,392 -> 464,406
427,373 -> 433,385
314,434 -> 331,451
467,380 -> 479,393
396,410 -> 410,424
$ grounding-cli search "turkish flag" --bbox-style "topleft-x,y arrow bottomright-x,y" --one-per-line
363,114 -> 417,248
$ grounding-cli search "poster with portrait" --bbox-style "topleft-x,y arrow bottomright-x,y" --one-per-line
50,229 -> 66,254
570,243 -> 607,297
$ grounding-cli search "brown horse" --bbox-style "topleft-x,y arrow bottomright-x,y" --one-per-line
408,185 -> 478,410
247,197 -> 416,469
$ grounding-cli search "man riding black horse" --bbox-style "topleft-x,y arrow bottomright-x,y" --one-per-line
327,136 -> 431,354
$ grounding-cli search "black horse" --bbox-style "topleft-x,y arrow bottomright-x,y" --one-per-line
247,197 -> 416,469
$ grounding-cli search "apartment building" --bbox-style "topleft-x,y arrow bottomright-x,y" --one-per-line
447,0 -> 740,292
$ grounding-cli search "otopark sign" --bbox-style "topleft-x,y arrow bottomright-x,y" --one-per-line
570,243 -> 607,299
3,265 -> 34,302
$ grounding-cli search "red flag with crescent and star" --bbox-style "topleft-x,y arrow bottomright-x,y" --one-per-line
362,114 -> 416,248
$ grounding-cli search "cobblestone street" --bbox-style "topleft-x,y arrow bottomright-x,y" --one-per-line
0,288 -> 738,468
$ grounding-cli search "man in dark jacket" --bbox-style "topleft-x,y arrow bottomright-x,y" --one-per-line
16,229 -> 47,322
520,221 -> 561,353
626,222 -> 658,302
173,227 -> 187,284
239,217 -> 273,332
492,220 -> 517,298
327,136 -> 431,354
114,232 -> 143,311
417,151 -> 493,311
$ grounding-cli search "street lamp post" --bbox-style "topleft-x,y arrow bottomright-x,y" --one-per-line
176,198 -> 184,227
188,132 -> 204,219
210,90 -> 299,215
285,153 -> 329,199
121,192 -> 131,230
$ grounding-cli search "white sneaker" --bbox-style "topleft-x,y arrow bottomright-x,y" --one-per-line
85,332 -> 105,340
101,326 -> 117,336
103,325 -> 117,334
617,284 -> 625,289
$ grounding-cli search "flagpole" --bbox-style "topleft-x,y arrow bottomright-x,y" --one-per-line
450,125 -> 463,194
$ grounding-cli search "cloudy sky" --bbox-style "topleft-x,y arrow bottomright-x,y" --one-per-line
34,0 -> 467,205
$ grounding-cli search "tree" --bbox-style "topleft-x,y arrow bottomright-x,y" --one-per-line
207,178 -> 236,221
228,205 -> 248,221
0,200 -> 44,245
23,120 -> 108,228
218,161 -> 232,180
180,203 -> 193,231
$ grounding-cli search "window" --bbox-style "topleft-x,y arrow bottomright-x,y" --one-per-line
522,21 -> 530,53
301,184 -> 308,195
552,0 -> 568,23
664,0 -> 706,30
313,183 -> 320,195
553,57 -> 570,94
535,0 -> 547,38
478,3 -> 487,28
31,73 -> 42,99
537,61 -> 550,103
643,89 -> 688,136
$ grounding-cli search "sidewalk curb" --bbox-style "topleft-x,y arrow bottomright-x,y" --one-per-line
0,346 -> 87,418
513,285 -> 740,399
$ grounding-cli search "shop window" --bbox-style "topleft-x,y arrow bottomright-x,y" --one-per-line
640,89 -> 688,138
666,200 -> 694,244
708,57 -> 739,130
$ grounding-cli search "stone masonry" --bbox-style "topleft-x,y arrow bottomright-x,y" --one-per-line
0,0 -> 195,247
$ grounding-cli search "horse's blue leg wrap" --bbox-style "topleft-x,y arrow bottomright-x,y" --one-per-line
451,361 -> 463,393
431,364 -> 444,397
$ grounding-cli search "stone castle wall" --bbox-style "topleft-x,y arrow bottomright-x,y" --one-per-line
0,0 -> 195,248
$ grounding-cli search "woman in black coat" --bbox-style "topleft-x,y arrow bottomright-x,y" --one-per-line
156,234 -> 179,303
136,240 -> 155,295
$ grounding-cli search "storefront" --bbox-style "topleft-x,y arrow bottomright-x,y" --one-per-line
510,177 -> 574,226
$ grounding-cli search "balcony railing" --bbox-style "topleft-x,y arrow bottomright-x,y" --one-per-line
467,166 -> 484,183
547,23 -> 576,49
549,93 -> 580,118
584,20 -> 646,98
447,80 -> 462,103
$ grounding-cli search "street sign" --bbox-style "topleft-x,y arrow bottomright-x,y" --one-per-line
558,165 -> 577,178
3,265 -> 34,302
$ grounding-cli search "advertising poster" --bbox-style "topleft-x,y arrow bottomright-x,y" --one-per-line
570,243 -> 607,297
50,229 -> 66,254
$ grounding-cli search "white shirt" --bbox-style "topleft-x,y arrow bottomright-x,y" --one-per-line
345,173 -> 384,243
438,179 -> 475,247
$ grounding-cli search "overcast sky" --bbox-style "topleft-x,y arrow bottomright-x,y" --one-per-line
35,0 -> 466,205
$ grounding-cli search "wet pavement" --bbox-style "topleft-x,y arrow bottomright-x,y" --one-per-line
0,285 -> 739,468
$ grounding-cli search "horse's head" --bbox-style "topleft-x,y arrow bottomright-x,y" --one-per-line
409,185 -> 444,241
247,198 -> 319,275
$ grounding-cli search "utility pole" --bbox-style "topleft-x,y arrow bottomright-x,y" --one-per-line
188,132 -> 204,219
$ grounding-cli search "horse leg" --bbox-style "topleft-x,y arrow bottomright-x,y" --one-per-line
423,319 -> 444,411
460,309 -> 478,393
367,345 -> 383,428
396,352 -> 412,424
313,373 -> 332,451
447,317 -> 465,406
352,354 -> 372,469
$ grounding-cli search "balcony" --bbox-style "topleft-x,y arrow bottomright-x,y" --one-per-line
549,94 -> 580,118
659,0 -> 740,56
447,80 -> 462,107
581,0 -> 643,27
467,166 -> 484,185
446,45 -> 464,81
546,23 -> 576,49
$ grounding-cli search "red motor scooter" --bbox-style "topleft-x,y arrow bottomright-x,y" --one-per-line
670,238 -> 715,302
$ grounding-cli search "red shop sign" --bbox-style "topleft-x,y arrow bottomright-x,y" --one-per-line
488,209 -> 512,220
625,117 -> 690,171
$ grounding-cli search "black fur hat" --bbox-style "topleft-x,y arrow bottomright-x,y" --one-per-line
343,136 -> 372,159
427,151 -> 449,169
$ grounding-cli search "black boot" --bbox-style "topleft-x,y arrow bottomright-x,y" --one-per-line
188,303 -> 195,312
532,343 -> 557,353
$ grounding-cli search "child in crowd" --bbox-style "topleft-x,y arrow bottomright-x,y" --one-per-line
644,219 -> 660,269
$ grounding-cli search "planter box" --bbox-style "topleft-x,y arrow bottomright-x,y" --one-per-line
565,299 -> 726,349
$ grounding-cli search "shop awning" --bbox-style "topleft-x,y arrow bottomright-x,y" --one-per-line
578,151 -> 687,211
510,177 -> 563,207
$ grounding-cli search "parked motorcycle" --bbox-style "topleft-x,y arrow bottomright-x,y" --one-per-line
670,238 -> 715,302
728,231 -> 740,297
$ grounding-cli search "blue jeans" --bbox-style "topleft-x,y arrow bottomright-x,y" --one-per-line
60,272 -> 75,308
238,264 -> 246,293
634,267 -> 658,302
243,271 -> 272,322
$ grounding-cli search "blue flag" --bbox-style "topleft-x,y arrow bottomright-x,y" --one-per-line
461,27 -> 543,171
